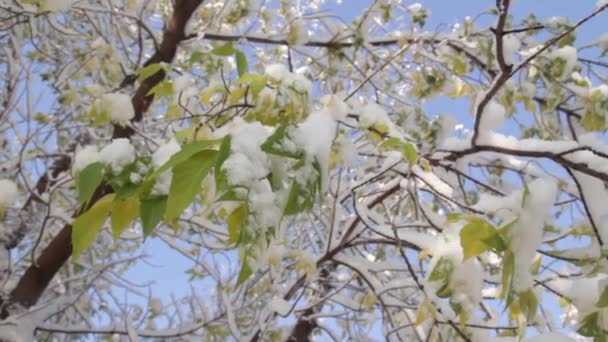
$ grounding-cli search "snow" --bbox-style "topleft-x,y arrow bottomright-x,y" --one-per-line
515,177 -> 557,287
290,19 -> 309,45
549,275 -> 608,315
501,34 -> 521,65
101,93 -> 135,126
99,138 -> 136,174
598,0 -> 608,8
291,72 -> 312,95
0,325 -> 21,342
548,46 -> 578,80
269,297 -> 291,316
248,179 -> 282,229
412,165 -> 454,198
475,178 -> 557,291
291,111 -> 337,190
477,131 -> 579,153
44,0 -> 74,12
571,171 -> 608,242
358,103 -> 403,138
524,333 -> 576,342
427,235 -> 483,314
72,145 -> 101,173
319,94 -> 350,121
151,139 -> 181,195
479,100 -> 506,131
264,63 -> 311,95
407,3 -> 423,13
222,122 -> 271,187
265,64 -> 289,83
0,179 -> 18,208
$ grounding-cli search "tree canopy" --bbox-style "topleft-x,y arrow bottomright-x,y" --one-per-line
2,0 -> 608,341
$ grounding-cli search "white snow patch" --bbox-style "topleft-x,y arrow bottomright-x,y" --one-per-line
101,93 -> 135,126
151,139 -> 181,195
44,0 -> 74,12
479,100 -> 506,131
291,111 -> 336,190
501,34 -> 521,65
320,94 -> 350,121
72,145 -> 101,173
99,138 -> 136,174
524,332 -> 576,342
222,122 -> 271,187
0,179 -> 18,208
270,297 -> 291,316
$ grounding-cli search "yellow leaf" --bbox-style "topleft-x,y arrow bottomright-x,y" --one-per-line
72,194 -> 115,260
415,297 -> 436,327
229,87 -> 247,105
111,196 -> 140,239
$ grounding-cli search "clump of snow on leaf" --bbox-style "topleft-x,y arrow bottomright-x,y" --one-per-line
428,233 -> 483,314
289,19 -> 309,45
99,138 -> 136,174
547,46 -> 578,80
319,94 -> 350,121
101,93 -> 135,126
221,122 -> 282,229
291,111 -> 336,191
549,275 -> 608,316
358,103 -> 404,139
264,63 -> 312,95
598,0 -> 608,8
475,178 -> 558,291
72,145 -> 101,173
0,179 -> 18,208
222,121 -> 271,186
151,139 -> 181,196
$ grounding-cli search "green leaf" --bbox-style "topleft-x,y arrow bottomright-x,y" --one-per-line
402,142 -> 417,166
446,212 -> 461,223
460,217 -> 498,260
597,286 -> 608,308
582,110 -> 606,131
227,204 -> 248,243
379,137 -> 417,166
236,261 -> 253,286
236,73 -> 267,97
72,194 -> 114,259
414,297 -> 436,327
148,139 -> 219,180
111,196 -> 139,239
140,196 -> 167,237
501,250 -> 515,303
165,150 -> 218,223
77,162 -> 105,206
578,312 -> 600,337
137,63 -> 166,83
147,80 -> 174,100
283,180 -> 315,216
261,123 -> 303,159
189,51 -> 206,66
211,42 -> 236,56
436,282 -> 452,298
235,50 -> 248,77
428,256 -> 455,282
215,135 -> 232,191
519,288 -> 538,320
